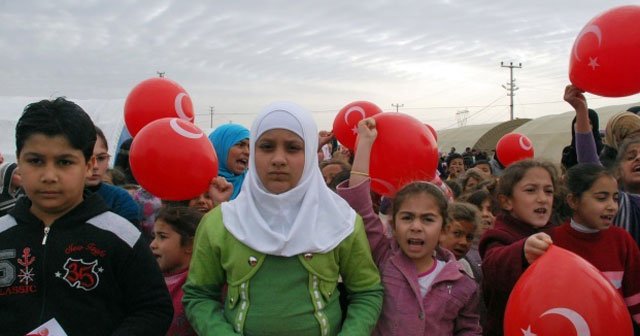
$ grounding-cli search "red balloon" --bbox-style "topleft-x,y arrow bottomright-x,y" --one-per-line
129,118 -> 218,201
504,245 -> 633,336
496,133 -> 534,167
369,113 -> 438,197
124,77 -> 195,137
569,5 -> 640,97
333,101 -> 382,150
425,123 -> 438,142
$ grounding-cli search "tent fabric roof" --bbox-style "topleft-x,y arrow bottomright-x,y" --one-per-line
437,119 -> 531,154
436,101 -> 640,163
513,101 -> 640,163
0,96 -> 126,164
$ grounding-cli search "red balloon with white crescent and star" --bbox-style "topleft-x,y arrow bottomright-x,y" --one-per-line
124,77 -> 195,136
333,101 -> 382,150
129,118 -> 218,200
504,245 -> 633,336
369,113 -> 438,197
569,5 -> 640,97
495,133 -> 534,167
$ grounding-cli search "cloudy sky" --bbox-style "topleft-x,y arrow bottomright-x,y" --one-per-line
1,0 -> 638,131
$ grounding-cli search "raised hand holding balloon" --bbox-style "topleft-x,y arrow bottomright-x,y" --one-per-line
569,5 -> 640,97
333,101 -> 382,150
129,118 -> 218,201
124,77 -> 195,136
504,245 -> 633,336
369,113 -> 438,197
496,133 -> 534,167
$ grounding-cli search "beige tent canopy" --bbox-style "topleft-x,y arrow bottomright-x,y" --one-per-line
437,119 -> 531,154
435,101 -> 640,163
513,102 -> 640,163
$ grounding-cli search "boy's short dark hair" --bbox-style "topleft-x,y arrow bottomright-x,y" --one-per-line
15,97 -> 97,161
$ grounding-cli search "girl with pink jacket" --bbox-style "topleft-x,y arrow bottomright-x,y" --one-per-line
337,118 -> 481,335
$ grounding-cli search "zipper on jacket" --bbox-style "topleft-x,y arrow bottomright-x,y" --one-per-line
39,226 -> 51,323
42,227 -> 50,245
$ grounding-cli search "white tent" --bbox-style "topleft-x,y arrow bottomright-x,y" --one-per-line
0,96 -> 127,164
513,101 -> 640,163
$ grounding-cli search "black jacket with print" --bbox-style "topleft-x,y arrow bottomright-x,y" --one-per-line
0,193 -> 173,336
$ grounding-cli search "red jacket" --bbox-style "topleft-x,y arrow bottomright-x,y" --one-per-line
479,213 -> 550,336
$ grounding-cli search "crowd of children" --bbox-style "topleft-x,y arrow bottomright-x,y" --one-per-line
1,86 -> 640,335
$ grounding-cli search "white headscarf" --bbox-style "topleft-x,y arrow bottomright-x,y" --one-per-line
221,102 -> 356,257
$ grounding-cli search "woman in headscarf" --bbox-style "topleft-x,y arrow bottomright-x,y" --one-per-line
599,111 -> 640,168
208,123 -> 250,200
184,102 -> 383,335
561,108 -> 603,170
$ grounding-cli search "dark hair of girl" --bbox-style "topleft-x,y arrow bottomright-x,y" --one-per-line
391,182 -> 448,228
155,206 -> 203,246
496,159 -> 558,199
565,163 -> 616,198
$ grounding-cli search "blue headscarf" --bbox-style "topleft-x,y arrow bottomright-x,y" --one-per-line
208,124 -> 250,200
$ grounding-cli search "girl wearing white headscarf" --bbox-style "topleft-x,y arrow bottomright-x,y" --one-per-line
183,102 -> 383,335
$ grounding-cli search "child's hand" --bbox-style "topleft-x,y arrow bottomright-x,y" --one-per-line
564,85 -> 588,115
318,130 -> 334,149
356,118 -> 377,145
524,232 -> 553,264
208,176 -> 234,205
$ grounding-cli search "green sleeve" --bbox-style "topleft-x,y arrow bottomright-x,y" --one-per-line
337,216 -> 384,335
182,208 -> 240,336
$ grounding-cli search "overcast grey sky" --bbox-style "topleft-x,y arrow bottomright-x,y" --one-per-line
1,0 -> 638,131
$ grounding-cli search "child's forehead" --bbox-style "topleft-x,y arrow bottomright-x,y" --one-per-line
20,133 -> 83,156
449,219 -> 475,232
519,167 -> 553,183
397,193 -> 441,212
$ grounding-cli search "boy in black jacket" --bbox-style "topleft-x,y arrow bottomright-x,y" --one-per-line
0,98 -> 173,335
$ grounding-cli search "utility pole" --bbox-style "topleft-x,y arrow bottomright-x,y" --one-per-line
456,109 -> 469,127
501,61 -> 521,120
209,106 -> 215,128
391,103 -> 404,112
156,71 -> 165,78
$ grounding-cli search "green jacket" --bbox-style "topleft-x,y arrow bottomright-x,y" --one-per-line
183,206 -> 383,335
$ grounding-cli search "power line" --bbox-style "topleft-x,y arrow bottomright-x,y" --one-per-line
439,95 -> 506,130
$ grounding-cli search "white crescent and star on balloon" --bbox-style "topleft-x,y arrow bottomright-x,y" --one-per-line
174,92 -> 194,121
519,136 -> 533,151
169,118 -> 203,139
344,106 -> 366,135
572,24 -> 602,70
521,307 -> 591,336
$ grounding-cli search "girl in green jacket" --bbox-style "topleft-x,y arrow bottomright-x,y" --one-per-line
183,101 -> 383,336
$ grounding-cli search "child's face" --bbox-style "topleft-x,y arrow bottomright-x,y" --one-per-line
86,136 -> 109,187
321,163 -> 343,185
18,134 -> 93,225
478,199 -> 495,237
475,163 -> 492,178
448,158 -> 464,176
501,167 -> 554,228
392,192 -> 443,272
150,220 -> 192,274
227,139 -> 250,175
439,220 -> 475,260
570,175 -> 619,230
254,129 -> 305,194
188,192 -> 214,213
464,177 -> 479,192
619,143 -> 640,191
